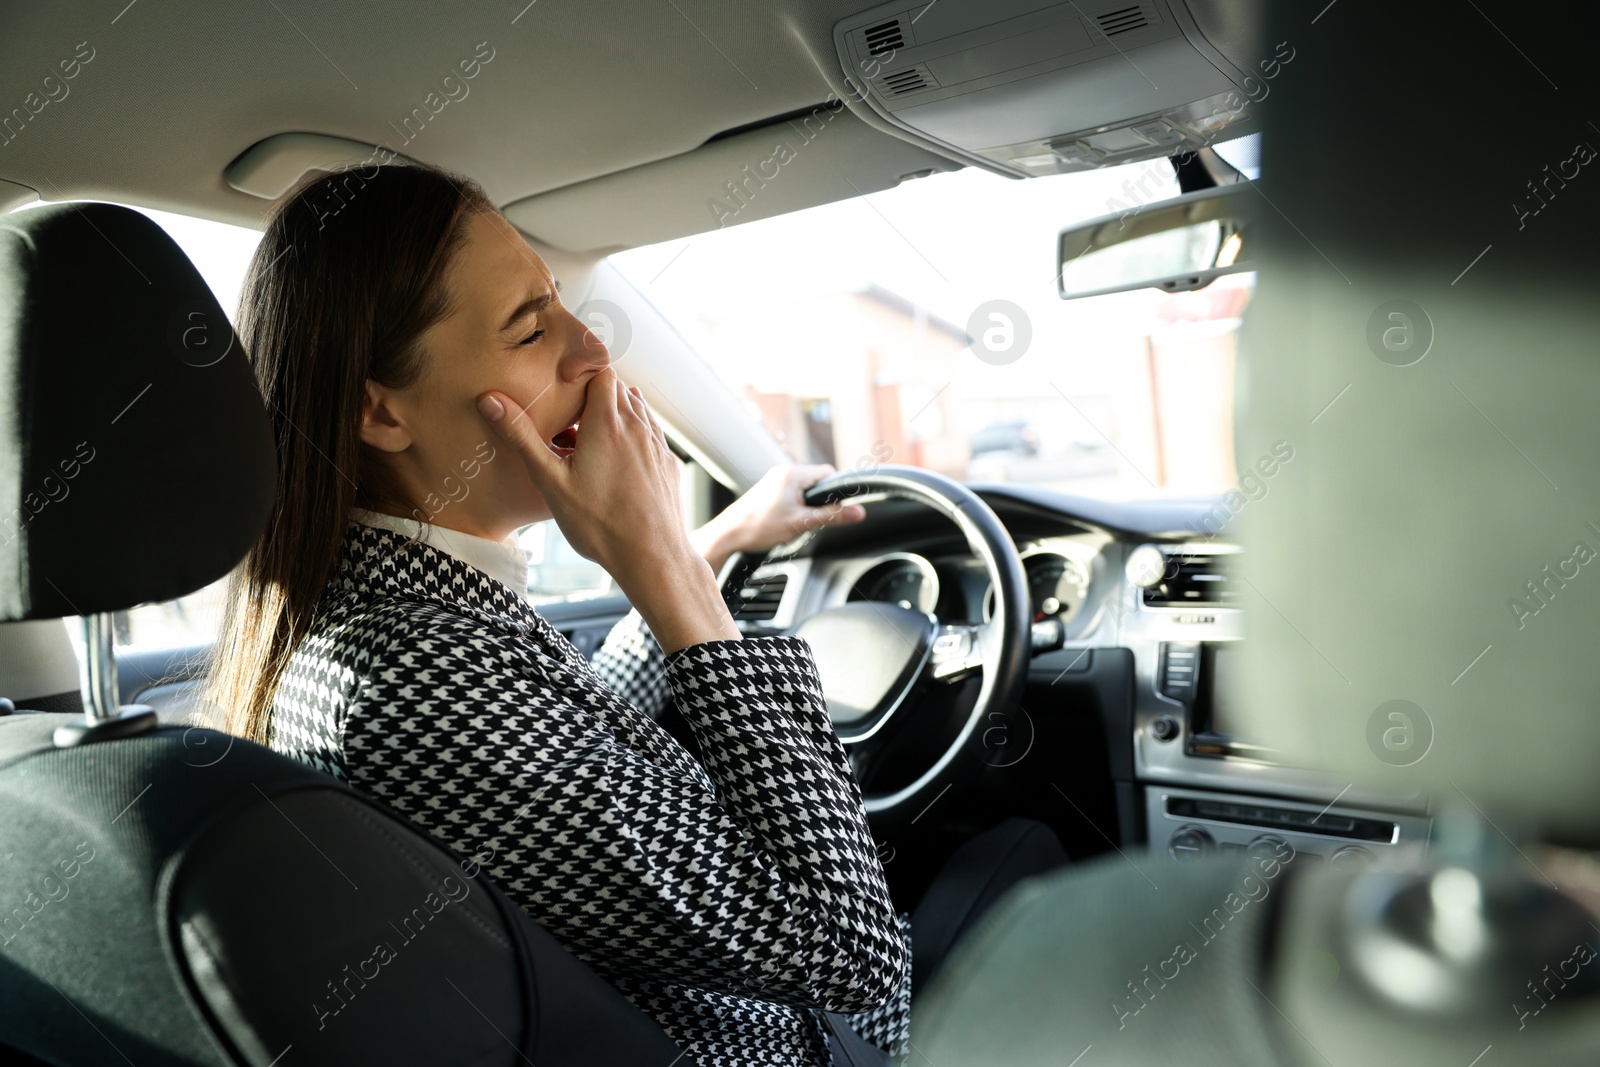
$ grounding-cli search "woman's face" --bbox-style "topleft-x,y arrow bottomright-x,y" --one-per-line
359,208 -> 609,541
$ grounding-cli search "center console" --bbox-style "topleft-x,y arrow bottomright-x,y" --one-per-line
1116,542 -> 1431,866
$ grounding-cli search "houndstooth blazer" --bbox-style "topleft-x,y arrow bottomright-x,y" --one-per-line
268,519 -> 913,1066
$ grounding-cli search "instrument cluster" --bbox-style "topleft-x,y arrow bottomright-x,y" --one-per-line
846,545 -> 1095,627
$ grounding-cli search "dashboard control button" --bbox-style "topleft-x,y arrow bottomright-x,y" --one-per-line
1151,715 -> 1180,742
1328,846 -> 1373,871
1247,835 -> 1290,863
1158,642 -> 1201,700
1029,619 -> 1065,654
1168,826 -> 1212,862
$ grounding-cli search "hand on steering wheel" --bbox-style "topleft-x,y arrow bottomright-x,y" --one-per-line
692,464 -> 868,575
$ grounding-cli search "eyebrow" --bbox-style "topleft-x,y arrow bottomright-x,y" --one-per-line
497,279 -> 562,334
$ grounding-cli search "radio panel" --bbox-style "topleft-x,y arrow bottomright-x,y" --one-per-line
1147,785 -> 1431,868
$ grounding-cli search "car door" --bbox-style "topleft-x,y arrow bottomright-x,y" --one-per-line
98,520 -> 635,720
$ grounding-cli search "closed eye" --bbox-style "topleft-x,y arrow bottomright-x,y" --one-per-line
502,280 -> 562,345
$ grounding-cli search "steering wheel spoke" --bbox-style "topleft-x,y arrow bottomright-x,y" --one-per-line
929,621 -> 989,682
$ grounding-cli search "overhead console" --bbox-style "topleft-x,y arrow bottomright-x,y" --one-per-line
832,0 -> 1263,178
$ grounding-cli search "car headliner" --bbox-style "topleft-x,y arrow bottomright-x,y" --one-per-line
0,0 -> 975,247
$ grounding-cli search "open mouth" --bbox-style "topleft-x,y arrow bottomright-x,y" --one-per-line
550,422 -> 578,458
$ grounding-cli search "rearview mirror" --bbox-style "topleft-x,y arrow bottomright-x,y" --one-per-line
1057,182 -> 1260,300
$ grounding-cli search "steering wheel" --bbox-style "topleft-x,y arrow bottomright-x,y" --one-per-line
778,465 -> 1031,826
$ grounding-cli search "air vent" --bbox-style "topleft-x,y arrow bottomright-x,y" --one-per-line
877,65 -> 933,96
1144,553 -> 1239,607
1093,4 -> 1150,36
735,571 -> 789,624
863,18 -> 904,56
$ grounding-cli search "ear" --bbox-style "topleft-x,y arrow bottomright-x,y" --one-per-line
359,379 -> 412,453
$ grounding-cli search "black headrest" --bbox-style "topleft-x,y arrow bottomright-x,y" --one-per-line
0,203 -> 274,621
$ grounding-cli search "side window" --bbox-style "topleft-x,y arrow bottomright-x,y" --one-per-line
116,579 -> 232,648
517,521 -> 615,604
518,450 -> 712,604
62,575 -> 232,658
37,199 -> 726,627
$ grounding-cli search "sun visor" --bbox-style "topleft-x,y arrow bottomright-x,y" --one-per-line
224,133 -> 418,201
501,108 -> 957,254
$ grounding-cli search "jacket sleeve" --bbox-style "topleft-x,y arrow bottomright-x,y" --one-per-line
589,607 -> 672,720
340,613 -> 910,1015
839,912 -> 914,1061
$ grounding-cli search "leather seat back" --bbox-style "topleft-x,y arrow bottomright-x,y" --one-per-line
0,712 -> 680,1066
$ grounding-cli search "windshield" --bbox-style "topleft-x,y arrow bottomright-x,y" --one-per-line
610,156 -> 1255,501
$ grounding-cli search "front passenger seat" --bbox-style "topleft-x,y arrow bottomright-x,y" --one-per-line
0,201 -> 682,1066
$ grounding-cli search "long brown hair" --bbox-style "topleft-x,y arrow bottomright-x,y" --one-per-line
206,162 -> 494,744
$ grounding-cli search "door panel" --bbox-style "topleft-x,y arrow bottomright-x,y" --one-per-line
112,598 -> 638,721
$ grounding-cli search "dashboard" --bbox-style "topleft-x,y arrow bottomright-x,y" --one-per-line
730,482 -> 1432,868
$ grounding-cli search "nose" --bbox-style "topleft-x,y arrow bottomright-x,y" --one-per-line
558,304 -> 611,379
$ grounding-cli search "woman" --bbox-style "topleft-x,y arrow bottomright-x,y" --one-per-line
205,161 -> 910,1066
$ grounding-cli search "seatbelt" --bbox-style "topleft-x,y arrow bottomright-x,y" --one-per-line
819,1010 -> 891,1067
